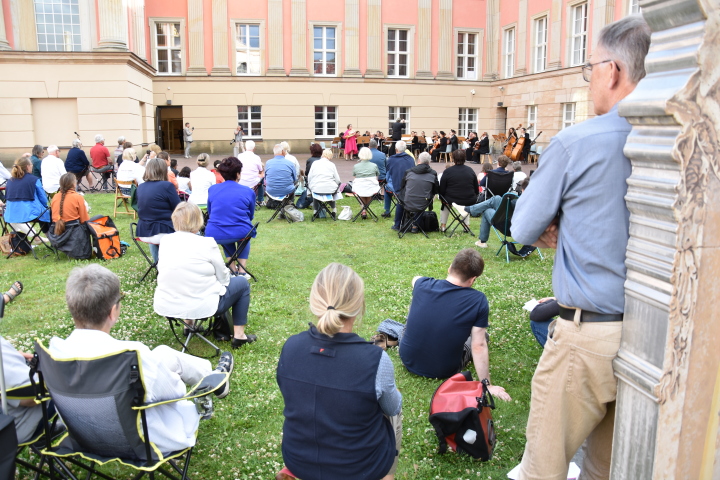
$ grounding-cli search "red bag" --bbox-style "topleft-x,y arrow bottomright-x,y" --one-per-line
428,372 -> 496,460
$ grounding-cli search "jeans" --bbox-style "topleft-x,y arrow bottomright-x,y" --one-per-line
215,275 -> 251,326
255,182 -> 265,203
465,195 -> 503,242
149,243 -> 159,263
530,320 -> 550,347
393,204 -> 404,228
217,238 -> 251,259
384,191 -> 393,214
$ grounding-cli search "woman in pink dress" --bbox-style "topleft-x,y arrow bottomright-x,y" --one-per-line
344,124 -> 359,160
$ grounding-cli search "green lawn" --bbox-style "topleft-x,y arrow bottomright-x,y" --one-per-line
3,192 -> 553,480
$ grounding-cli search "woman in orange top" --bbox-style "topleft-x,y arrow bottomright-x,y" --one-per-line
48,173 -> 92,259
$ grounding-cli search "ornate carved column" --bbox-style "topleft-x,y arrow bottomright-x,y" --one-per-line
343,0 -> 361,77
365,0 -> 382,78
435,0 -> 453,79
289,0 -> 309,76
186,0 -> 207,75
415,0 -> 432,78
515,0 -> 528,75
96,0 -> 128,50
210,0 -> 231,75
0,4 -> 9,50
546,0 -> 562,70
612,1 -> 720,478
483,0 -> 500,80
266,0 -> 285,76
130,0 -> 146,60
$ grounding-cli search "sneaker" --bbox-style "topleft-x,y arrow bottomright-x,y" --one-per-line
196,395 -> 214,420
214,351 -> 234,375
390,225 -> 399,231
411,225 -> 419,234
453,203 -> 469,219
475,241 -> 488,248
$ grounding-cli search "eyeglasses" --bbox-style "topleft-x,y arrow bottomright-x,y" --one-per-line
582,59 -> 620,82
116,292 -> 126,305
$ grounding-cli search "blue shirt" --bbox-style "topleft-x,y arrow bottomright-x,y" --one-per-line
386,152 -> 415,194
136,180 -> 181,237
512,104 -> 631,314
264,156 -> 297,198
64,147 -> 90,173
205,181 -> 256,241
4,177 -> 51,223
369,148 -> 387,180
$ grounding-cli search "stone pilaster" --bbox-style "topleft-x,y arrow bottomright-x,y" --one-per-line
515,0 -> 528,75
289,0 -> 309,76
267,0 -> 285,76
435,0 -> 453,79
211,0 -> 231,75
96,0 -> 128,50
547,0 -> 563,70
483,0 -> 500,80
591,0 -> 615,51
365,0 -> 383,78
185,0 -> 207,75
343,0 -> 361,77
130,0 -> 146,60
415,0 -> 432,78
0,3 -> 9,50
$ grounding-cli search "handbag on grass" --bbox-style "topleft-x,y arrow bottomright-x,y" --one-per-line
338,205 -> 353,220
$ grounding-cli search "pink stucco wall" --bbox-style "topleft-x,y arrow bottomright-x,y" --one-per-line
145,0 -> 188,67
2,0 -> 13,48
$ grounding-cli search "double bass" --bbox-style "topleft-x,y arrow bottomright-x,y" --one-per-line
510,124 -> 535,161
503,125 -> 521,157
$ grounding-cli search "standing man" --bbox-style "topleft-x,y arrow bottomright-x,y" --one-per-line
233,126 -> 245,157
183,122 -> 194,158
90,134 -> 114,190
385,140 -> 415,231
511,16 -> 651,480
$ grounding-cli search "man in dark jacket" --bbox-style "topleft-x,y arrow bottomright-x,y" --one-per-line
386,141 -> 415,230
389,117 -> 405,153
399,152 -> 438,232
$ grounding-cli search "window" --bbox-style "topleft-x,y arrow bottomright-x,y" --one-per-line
238,106 -> 262,138
456,32 -> 477,80
629,0 -> 641,14
458,109 -> 478,138
235,24 -> 261,75
34,0 -> 81,52
527,106 -> 537,138
387,29 -> 409,77
315,106 -> 337,138
155,22 -> 182,75
503,28 -> 515,78
533,17 -> 548,73
571,3 -> 588,66
313,26 -> 337,76
388,107 -> 410,133
563,103 -> 576,129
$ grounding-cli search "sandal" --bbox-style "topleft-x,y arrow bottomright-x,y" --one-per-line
3,281 -> 23,304
370,332 -> 398,351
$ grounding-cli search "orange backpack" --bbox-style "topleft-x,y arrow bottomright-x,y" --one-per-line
87,215 -> 122,259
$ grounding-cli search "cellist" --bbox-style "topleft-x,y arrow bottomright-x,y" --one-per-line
503,127 -> 518,157
520,127 -> 532,162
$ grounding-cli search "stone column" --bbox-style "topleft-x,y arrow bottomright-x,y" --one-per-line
211,0 -> 231,75
415,0 -> 432,78
365,0 -> 383,78
289,0 -> 309,76
435,0 -> 453,79
483,0 -> 500,80
185,0 -> 206,75
96,0 -> 128,50
546,0 -> 563,70
591,0 -> 615,51
0,3 -> 9,50
515,0 -> 528,75
343,0 -> 361,77
130,0 -> 146,60
612,1 -> 720,478
266,0 -> 285,76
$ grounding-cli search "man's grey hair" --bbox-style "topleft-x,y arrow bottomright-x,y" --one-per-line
280,141 -> 291,153
94,134 -> 104,143
47,145 -> 59,154
273,144 -> 284,156
66,264 -> 121,329
395,140 -> 406,153
513,161 -> 522,172
418,152 -> 431,164
369,139 -> 378,149
117,136 -> 125,144
245,140 -> 255,151
72,138 -> 82,148
597,15 -> 651,84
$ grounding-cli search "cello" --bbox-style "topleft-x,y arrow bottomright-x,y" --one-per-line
510,124 -> 534,161
503,125 -> 521,157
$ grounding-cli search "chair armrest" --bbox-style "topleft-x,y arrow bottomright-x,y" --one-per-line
6,383 -> 37,400
133,372 -> 229,410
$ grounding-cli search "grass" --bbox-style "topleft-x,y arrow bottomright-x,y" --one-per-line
3,191 -> 554,480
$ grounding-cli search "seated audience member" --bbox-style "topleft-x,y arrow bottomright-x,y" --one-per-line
177,167 -> 192,195
386,141 -> 415,230
30,144 -> 45,179
205,157 -> 256,277
5,157 -> 51,233
50,264 -> 235,454
307,149 -> 341,218
41,145 -> 66,195
64,138 -> 93,188
238,140 -> 264,202
155,202 -> 257,348
511,161 -> 527,191
399,152 -> 438,232
528,297 -> 559,347
116,148 -> 145,194
139,148 -> 156,164
117,141 -> 136,166
211,160 -> 225,184
477,161 -> 493,188
157,151 -> 179,190
304,143 -> 323,178
89,134 -> 113,189
479,155 -> 510,188
170,158 -> 180,176
394,249 -> 511,400
439,150 -> 479,232
136,158 -> 181,263
265,144 -> 297,202
48,173 -> 91,259
280,142 -> 301,179
276,263 -> 402,480
352,147 -> 380,220
189,153 -> 216,205
367,140 -> 390,217
113,136 -> 126,162
457,178 -> 529,248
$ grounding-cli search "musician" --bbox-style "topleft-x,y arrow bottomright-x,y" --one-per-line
410,131 -> 419,154
418,131 -> 428,153
465,132 -> 478,163
520,127 -> 532,162
447,130 -> 459,152
430,131 -> 448,163
474,132 -> 490,164
389,117 -> 405,154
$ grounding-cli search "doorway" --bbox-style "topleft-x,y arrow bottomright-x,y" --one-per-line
156,106 -> 184,153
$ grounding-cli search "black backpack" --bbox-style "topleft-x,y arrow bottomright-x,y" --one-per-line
418,211 -> 439,232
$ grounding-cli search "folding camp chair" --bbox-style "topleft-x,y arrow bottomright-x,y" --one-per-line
397,196 -> 433,239
266,193 -> 294,223
88,168 -> 115,192
480,170 -> 514,202
114,180 -> 136,219
490,192 -> 543,263
380,181 -> 398,216
351,185 -> 381,222
4,207 -> 57,260
218,222 -> 259,282
130,223 -> 158,282
30,341 -> 228,480
311,190 -> 339,222
165,314 -> 226,357
439,195 -> 474,237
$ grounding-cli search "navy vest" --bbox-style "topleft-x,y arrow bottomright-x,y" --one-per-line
6,174 -> 38,202
277,324 -> 396,480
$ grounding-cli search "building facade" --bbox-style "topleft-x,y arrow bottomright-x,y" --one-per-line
0,0 -> 641,160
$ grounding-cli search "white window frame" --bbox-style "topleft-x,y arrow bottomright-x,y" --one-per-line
34,0 -> 82,52
503,27 -> 515,79
563,103 -> 576,129
315,106 -> 338,139
570,2 -> 588,66
629,0 -> 641,14
527,106 -> 537,138
384,25 -> 415,78
237,106 -> 262,139
456,31 -> 479,80
233,21 -> 264,76
310,23 -> 340,77
149,18 -> 186,76
533,15 -> 548,74
458,108 -> 478,138
388,107 -> 410,134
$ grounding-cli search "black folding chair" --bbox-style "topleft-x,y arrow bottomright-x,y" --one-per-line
4,207 -> 56,260
88,168 -> 115,192
381,182 -> 398,216
165,315 -> 225,357
490,192 -> 543,263
266,193 -> 294,223
351,185 -> 381,222
397,196 -> 433,239
130,223 -> 158,282
219,222 -> 259,281
310,191 -> 338,222
480,170 -> 514,202
439,195 -> 474,237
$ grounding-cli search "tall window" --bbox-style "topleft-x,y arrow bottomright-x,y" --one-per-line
563,103 -> 576,129
34,0 -> 81,52
458,109 -> 478,138
155,23 -> 182,75
503,28 -> 515,78
235,24 -> 261,75
456,33 -> 477,80
313,26 -> 336,76
315,106 -> 337,138
527,106 -> 537,138
571,3 -> 588,66
533,17 -> 548,73
387,29 -> 409,77
238,106 -> 262,138
629,0 -> 641,14
388,107 -> 410,133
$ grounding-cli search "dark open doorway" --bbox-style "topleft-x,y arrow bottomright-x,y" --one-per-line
156,106 -> 184,154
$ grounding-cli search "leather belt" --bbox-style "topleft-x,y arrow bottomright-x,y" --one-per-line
558,306 -> 623,323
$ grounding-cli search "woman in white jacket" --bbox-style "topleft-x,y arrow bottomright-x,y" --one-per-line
307,149 -> 341,218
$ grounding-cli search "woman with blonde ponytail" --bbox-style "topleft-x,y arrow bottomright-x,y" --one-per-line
48,173 -> 91,259
276,263 -> 402,480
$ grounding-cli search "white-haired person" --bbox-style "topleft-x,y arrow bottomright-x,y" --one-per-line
188,153 -> 217,205
307,149 -> 341,219
115,148 -> 145,195
40,145 -> 66,195
154,202 -> 257,348
113,136 -> 126,164
64,138 -> 93,187
264,144 -> 297,202
238,140 -> 264,202
276,263 -> 402,480
352,147 -> 380,220
280,141 -> 300,179
89,134 -> 114,190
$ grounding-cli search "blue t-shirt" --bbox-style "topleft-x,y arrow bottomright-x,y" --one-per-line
399,277 -> 489,378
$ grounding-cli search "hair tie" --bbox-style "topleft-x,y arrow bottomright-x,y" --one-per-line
327,306 -> 335,310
